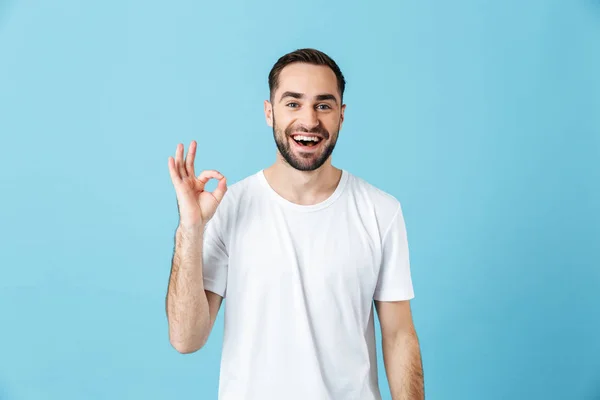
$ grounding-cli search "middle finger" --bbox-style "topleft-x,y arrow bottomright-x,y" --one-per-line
185,140 -> 197,178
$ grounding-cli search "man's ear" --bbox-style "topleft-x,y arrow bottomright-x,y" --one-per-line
264,100 -> 273,127
340,103 -> 346,128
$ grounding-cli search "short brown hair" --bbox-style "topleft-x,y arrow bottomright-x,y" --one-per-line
268,48 -> 346,102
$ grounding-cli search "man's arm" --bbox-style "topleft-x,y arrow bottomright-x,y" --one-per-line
375,300 -> 424,400
166,224 -> 223,354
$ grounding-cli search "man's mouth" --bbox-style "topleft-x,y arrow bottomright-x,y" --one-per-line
290,134 -> 323,147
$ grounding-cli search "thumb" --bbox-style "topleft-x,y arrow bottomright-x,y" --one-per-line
212,177 -> 227,203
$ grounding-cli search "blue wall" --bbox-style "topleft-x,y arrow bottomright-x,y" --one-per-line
0,1 -> 598,399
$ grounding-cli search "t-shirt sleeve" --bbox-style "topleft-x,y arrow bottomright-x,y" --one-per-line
373,203 -> 415,302
202,212 -> 229,298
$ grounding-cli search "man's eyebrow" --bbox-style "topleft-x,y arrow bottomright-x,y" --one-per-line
279,91 -> 338,104
279,91 -> 303,102
315,94 -> 338,104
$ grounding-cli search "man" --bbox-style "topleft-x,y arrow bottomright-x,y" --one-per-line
166,48 -> 424,400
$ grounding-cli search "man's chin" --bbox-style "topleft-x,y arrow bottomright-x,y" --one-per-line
274,137 -> 334,171
285,154 -> 327,171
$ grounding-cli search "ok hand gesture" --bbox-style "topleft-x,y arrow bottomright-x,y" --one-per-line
167,141 -> 227,229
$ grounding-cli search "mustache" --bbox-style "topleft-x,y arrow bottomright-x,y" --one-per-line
285,124 -> 330,140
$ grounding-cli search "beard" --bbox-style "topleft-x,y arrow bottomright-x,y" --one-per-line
272,115 -> 340,172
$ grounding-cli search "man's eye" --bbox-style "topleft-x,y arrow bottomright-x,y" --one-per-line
317,104 -> 331,110
287,103 -> 299,108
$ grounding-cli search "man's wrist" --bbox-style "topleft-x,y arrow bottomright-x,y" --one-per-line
177,221 -> 205,236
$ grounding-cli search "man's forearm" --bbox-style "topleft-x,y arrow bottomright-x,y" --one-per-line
382,329 -> 425,400
166,224 -> 211,353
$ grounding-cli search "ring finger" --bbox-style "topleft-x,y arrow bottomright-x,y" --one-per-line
176,143 -> 187,178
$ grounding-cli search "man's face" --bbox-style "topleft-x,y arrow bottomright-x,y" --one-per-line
265,63 -> 345,171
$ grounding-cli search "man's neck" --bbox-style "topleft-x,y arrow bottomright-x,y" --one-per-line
263,159 -> 343,206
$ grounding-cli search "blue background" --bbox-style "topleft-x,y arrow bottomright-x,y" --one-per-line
1,1 -> 599,399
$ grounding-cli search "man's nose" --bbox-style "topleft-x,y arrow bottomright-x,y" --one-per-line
298,107 -> 319,129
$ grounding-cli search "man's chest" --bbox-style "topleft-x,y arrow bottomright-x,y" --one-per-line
226,208 -> 383,298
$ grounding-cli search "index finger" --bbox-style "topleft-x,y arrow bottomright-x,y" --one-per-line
197,169 -> 224,184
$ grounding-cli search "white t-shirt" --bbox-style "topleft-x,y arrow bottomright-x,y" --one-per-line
202,169 -> 414,400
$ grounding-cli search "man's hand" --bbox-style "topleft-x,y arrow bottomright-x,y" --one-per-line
167,140 -> 228,229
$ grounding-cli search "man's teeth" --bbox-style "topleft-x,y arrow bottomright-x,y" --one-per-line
293,135 -> 321,142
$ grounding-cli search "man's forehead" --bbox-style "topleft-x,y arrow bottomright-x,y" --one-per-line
276,63 -> 339,97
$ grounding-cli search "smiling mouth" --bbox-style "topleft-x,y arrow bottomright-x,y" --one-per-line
290,134 -> 323,147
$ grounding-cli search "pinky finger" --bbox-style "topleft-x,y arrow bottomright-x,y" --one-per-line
168,157 -> 181,184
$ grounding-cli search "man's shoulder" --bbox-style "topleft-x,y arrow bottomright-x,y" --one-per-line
213,170 -> 265,214
344,171 -> 408,238
222,170 -> 261,199
207,171 -> 262,229
345,170 -> 402,214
